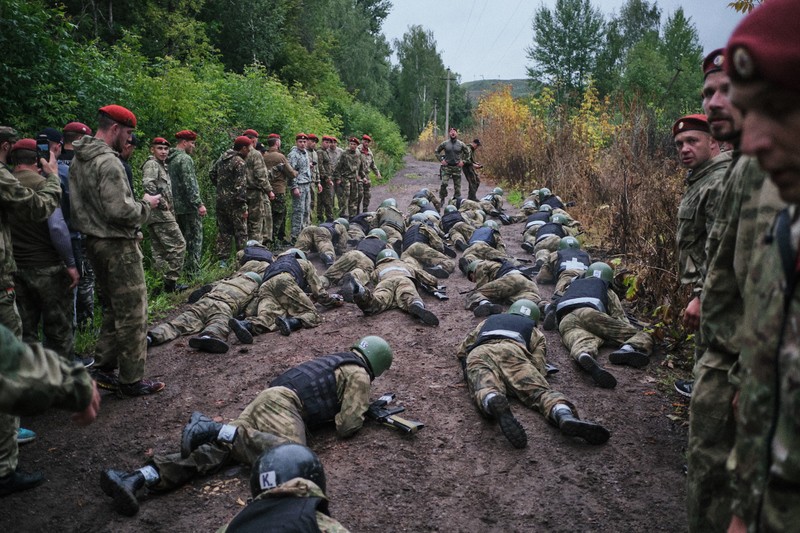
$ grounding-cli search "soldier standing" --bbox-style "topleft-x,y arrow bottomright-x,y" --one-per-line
434,127 -> 468,207
262,134 -> 297,246
330,136 -> 346,216
332,137 -> 365,218
316,136 -> 335,222
463,138 -> 483,201
211,136 -> 251,264
287,133 -> 312,242
306,134 -> 322,226
168,130 -> 206,278
242,129 -> 275,246
358,134 -> 381,212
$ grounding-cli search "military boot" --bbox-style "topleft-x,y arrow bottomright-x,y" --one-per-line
487,395 -> 527,449
542,304 -> 558,331
472,300 -> 504,318
351,277 -> 373,312
609,344 -> 650,368
521,241 -> 535,254
577,353 -> 617,389
276,316 -> 302,336
423,265 -> 450,279
0,469 -> 44,496
408,302 -> 439,326
455,240 -> 468,252
550,404 -> 610,445
321,254 -> 335,267
188,334 -> 230,353
228,318 -> 254,344
339,273 -> 356,302
163,279 -> 177,293
458,256 -> 471,275
180,411 -> 237,458
99,469 -> 146,516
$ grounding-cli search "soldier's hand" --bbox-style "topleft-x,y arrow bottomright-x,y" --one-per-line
198,204 -> 208,217
682,296 -> 700,331
143,193 -> 162,208
40,151 -> 58,176
457,161 -> 464,167
317,183 -> 322,193
66,266 -> 80,289
71,381 -> 101,426
440,159 -> 446,166
292,187 -> 301,198
727,515 -> 746,533
243,211 -> 249,220
268,191 -> 275,200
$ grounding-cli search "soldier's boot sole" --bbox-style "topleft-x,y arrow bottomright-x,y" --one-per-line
521,242 -> 535,253
228,319 -> 253,344
473,303 -> 504,318
609,350 -> 650,368
488,396 -> 527,449
188,336 -> 229,354
100,470 -> 140,517
339,273 -> 355,303
424,266 -> 450,279
577,354 -> 617,389
542,311 -> 557,331
559,418 -> 611,445
408,304 -> 439,326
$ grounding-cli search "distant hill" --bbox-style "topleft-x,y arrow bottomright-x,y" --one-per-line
461,79 -> 533,101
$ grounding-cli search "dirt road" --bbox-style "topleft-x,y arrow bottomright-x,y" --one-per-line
0,155 -> 688,532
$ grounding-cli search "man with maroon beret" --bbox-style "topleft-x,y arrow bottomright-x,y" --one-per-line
242,129 -> 275,246
287,133 -> 313,242
69,105 -> 165,397
331,137 -> 365,218
718,1 -> 800,531
357,134 -> 381,213
262,134 -> 297,246
168,129 -> 206,279
211,136 -> 252,264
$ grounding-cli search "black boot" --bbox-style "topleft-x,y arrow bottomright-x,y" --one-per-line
543,306 -> 558,331
442,245 -> 457,258
577,353 -> 617,389
351,278 -> 372,312
180,412 -> 223,458
0,469 -> 44,496
339,273 -> 355,302
455,240 -> 468,252
321,254 -> 335,267
99,469 -> 145,516
487,395 -> 527,449
458,256 -> 471,275
424,265 -> 450,279
609,344 -> 650,368
550,405 -> 610,445
276,316 -> 302,336
187,284 -> 213,304
408,302 -> 439,326
228,318 -> 254,344
163,279 -> 176,293
521,241 -> 534,253
188,334 -> 230,353
472,300 -> 503,318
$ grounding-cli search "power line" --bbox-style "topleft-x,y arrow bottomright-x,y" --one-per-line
457,0 -> 478,50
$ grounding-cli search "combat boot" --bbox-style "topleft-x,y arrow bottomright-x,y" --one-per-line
180,411 -> 237,458
276,316 -> 302,336
408,302 -> 439,326
228,318 -> 254,344
577,353 -> 617,389
442,245 -> 457,258
0,469 -> 44,496
188,334 -> 230,353
609,344 -> 650,368
351,277 -> 373,312
455,240 -> 468,252
472,300 -> 503,318
162,279 -> 176,293
487,395 -> 527,449
550,404 -> 610,445
521,241 -> 535,254
458,256 -> 471,275
542,305 -> 558,331
321,253 -> 335,267
339,273 -> 355,302
118,378 -> 166,397
100,469 -> 146,516
424,265 -> 450,279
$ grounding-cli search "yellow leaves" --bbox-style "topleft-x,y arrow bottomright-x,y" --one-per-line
728,0 -> 760,13
569,81 -> 617,159
418,121 -> 436,143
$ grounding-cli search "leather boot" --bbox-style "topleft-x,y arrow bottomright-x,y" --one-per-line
550,404 -> 610,445
228,318 -> 254,344
351,278 -> 372,311
321,254 -> 335,267
180,411 -> 225,458
188,334 -> 230,353
458,256 -> 471,275
276,316 -> 302,336
339,273 -> 355,303
473,300 -> 503,318
408,302 -> 439,326
163,279 -> 176,293
577,353 -> 617,389
0,469 -> 44,496
487,395 -> 527,449
100,469 -> 146,516
455,240 -> 468,252
609,344 -> 650,368
521,241 -> 534,253
424,265 -> 450,279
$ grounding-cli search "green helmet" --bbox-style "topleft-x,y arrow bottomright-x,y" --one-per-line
444,205 -> 458,214
483,220 -> 500,230
551,214 -> 568,225
415,198 -> 429,207
508,299 -> 540,322
558,236 -> 580,250
246,239 -> 261,247
376,249 -> 398,262
352,335 -> 393,377
410,213 -> 427,224
250,444 -> 325,497
538,187 -> 552,200
367,228 -> 388,242
283,248 -> 307,261
243,271 -> 263,285
380,198 -> 397,208
530,189 -> 540,198
586,261 -> 613,283
425,210 -> 441,221
538,204 -> 552,213
334,217 -> 350,230
522,200 -> 537,211
492,187 -> 504,196
420,187 -> 429,196
467,260 -> 481,275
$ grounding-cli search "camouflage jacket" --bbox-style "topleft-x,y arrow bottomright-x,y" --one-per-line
210,149 -> 248,213
287,146 -> 311,185
676,151 -> 731,292
0,162 -> 61,284
316,147 -> 332,180
332,148 -> 364,182
141,156 -> 176,223
370,257 -> 438,287
457,316 -> 547,365
167,148 -> 203,214
359,146 -> 379,179
730,205 -> 800,528
69,136 -> 151,240
201,269 -> 263,314
434,138 -> 468,166
330,146 -> 343,168
0,323 -> 94,416
308,148 -> 320,184
263,149 -> 297,194
246,145 -> 272,193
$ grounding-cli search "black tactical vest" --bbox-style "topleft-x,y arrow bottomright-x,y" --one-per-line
350,213 -> 372,233
542,195 -> 565,209
225,496 -> 326,533
535,223 -> 566,243
319,222 -> 339,245
378,207 -> 405,232
555,249 -> 591,275
263,255 -> 308,292
441,211 -> 465,233
402,224 -> 429,251
524,212 -> 551,230
240,245 -> 274,264
555,277 -> 609,320
469,314 -> 535,352
468,226 -> 497,247
356,237 -> 385,264
269,352 -> 370,426
495,260 -> 521,280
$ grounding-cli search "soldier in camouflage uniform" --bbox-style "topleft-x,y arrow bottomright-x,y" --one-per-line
358,134 -> 381,212
463,138 -> 483,201
458,301 -> 609,449
464,257 -> 541,317
243,130 -> 275,245
142,137 -> 186,292
374,198 -> 406,246
70,106 -> 165,397
330,137 -> 346,216
99,336 -> 393,516
320,229 -> 389,290
306,134 -> 322,226
288,134 -> 313,242
168,130 -> 206,278
458,221 -> 508,273
316,136 -> 335,222
536,237 -> 591,299
262,134 -> 297,245
400,215 -> 456,278
434,128 -> 468,206
211,136 -> 251,263
332,137 -> 365,218
294,218 -> 350,266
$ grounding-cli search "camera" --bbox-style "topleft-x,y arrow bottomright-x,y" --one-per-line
35,133 -> 50,167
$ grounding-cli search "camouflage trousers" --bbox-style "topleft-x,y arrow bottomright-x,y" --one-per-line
439,166 -> 462,204
260,194 -> 273,245
0,285 -> 21,477
149,220 -> 186,282
380,225 -> 403,247
305,185 -> 314,226
401,242 -> 455,274
246,189 -> 266,243
447,221 -> 474,248
72,236 -> 95,328
538,268 -> 586,300
271,193 -> 288,243
466,273 -> 541,309
558,307 -> 653,362
317,179 -> 334,223
295,226 -> 336,259
247,273 -> 321,334
463,165 -> 480,201
686,360 -> 736,533
216,204 -> 248,261
463,241 -> 506,264
290,184 -> 311,240
14,265 -> 74,358
533,235 -> 561,263
86,237 -> 148,384
334,180 -> 346,218
148,299 -> 235,345
466,342 -> 571,418
151,386 -> 297,490
321,251 -> 375,288
347,225 -> 367,243
359,276 -> 423,316
177,212 -> 203,278
341,178 -> 359,219
359,179 -> 371,212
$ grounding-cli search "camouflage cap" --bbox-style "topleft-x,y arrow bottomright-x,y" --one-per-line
0,126 -> 19,143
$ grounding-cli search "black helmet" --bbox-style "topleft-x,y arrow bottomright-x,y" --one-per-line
250,443 -> 326,497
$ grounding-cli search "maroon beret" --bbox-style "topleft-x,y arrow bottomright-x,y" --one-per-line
672,114 -> 710,137
151,137 -> 170,146
702,49 -> 725,78
321,135 -> 333,142
307,133 -> 319,142
11,138 -> 37,152
175,130 -> 198,141
362,134 -> 372,141
348,137 -> 359,144
295,133 -> 308,140
243,129 -> 259,137
99,105 -> 137,128
234,136 -> 253,148
63,122 -> 92,136
725,0 -> 800,93
331,136 -> 339,143
267,133 -> 281,139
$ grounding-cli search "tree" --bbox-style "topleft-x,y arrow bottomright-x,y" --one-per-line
658,8 -> 704,117
525,0 -> 605,106
728,0 -> 761,13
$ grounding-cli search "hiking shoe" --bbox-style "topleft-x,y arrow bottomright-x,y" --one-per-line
118,379 -> 165,397
609,345 -> 650,368
424,265 -> 450,279
577,353 -> 617,389
473,301 -> 504,318
90,368 -> 120,391
674,379 -> 694,398
487,395 -> 527,449
17,428 -> 36,444
408,303 -> 439,326
190,334 -> 230,353
100,469 -> 144,516
0,469 -> 44,496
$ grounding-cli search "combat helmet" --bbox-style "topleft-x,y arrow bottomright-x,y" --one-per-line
282,248 -> 307,261
538,187 -> 552,200
492,186 -> 504,196
538,204 -> 552,213
483,220 -> 500,230
376,249 -> 399,262
558,236 -> 580,250
243,271 -> 263,285
444,205 -> 458,214
550,214 -> 568,225
334,217 -> 350,230
380,198 -> 397,208
409,213 -> 427,225
352,335 -> 393,377
250,444 -> 326,497
586,262 -> 613,283
367,228 -> 388,242
508,299 -> 540,323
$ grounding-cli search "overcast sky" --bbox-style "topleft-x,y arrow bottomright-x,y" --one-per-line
381,0 -> 745,82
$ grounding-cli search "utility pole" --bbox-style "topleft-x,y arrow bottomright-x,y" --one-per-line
444,68 -> 451,134
433,100 -> 438,140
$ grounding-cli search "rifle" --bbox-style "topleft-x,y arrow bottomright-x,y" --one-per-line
367,393 -> 425,434
420,281 -> 448,300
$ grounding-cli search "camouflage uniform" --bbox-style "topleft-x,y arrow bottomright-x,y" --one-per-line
142,156 -> 186,282
210,149 -> 248,261
288,146 -> 312,240
307,148 -> 319,226
537,248 -> 592,299
70,136 -> 152,386
354,257 -> 438,317
374,205 -> 406,246
457,198 -> 487,227
263,148 -> 297,244
332,148 -> 364,218
295,223 -> 348,260
219,479 -> 349,533
462,144 -> 481,201
400,223 -> 455,274
358,145 -> 379,212
167,147 -> 203,277
330,145 -> 346,217
245,147 -> 273,244
688,154 -> 785,533
434,138 -> 468,204
150,353 -> 372,490
147,264 -> 264,345
465,259 -> 541,310
316,146 -> 335,222
461,228 -> 508,264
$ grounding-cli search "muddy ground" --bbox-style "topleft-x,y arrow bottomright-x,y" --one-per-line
0,155 -> 689,532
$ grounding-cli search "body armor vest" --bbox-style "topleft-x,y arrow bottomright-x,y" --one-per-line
469,314 -> 535,352
495,260 -> 521,279
350,213 -> 372,233
402,224 -> 429,251
441,211 -> 465,233
542,196 -> 565,209
240,245 -> 274,264
535,223 -> 566,243
319,222 -> 339,245
556,249 -> 590,275
524,212 -> 551,230
468,226 -> 497,247
225,496 -> 325,533
555,277 -> 609,320
263,255 -> 308,292
378,207 -> 405,232
356,237 -> 385,264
